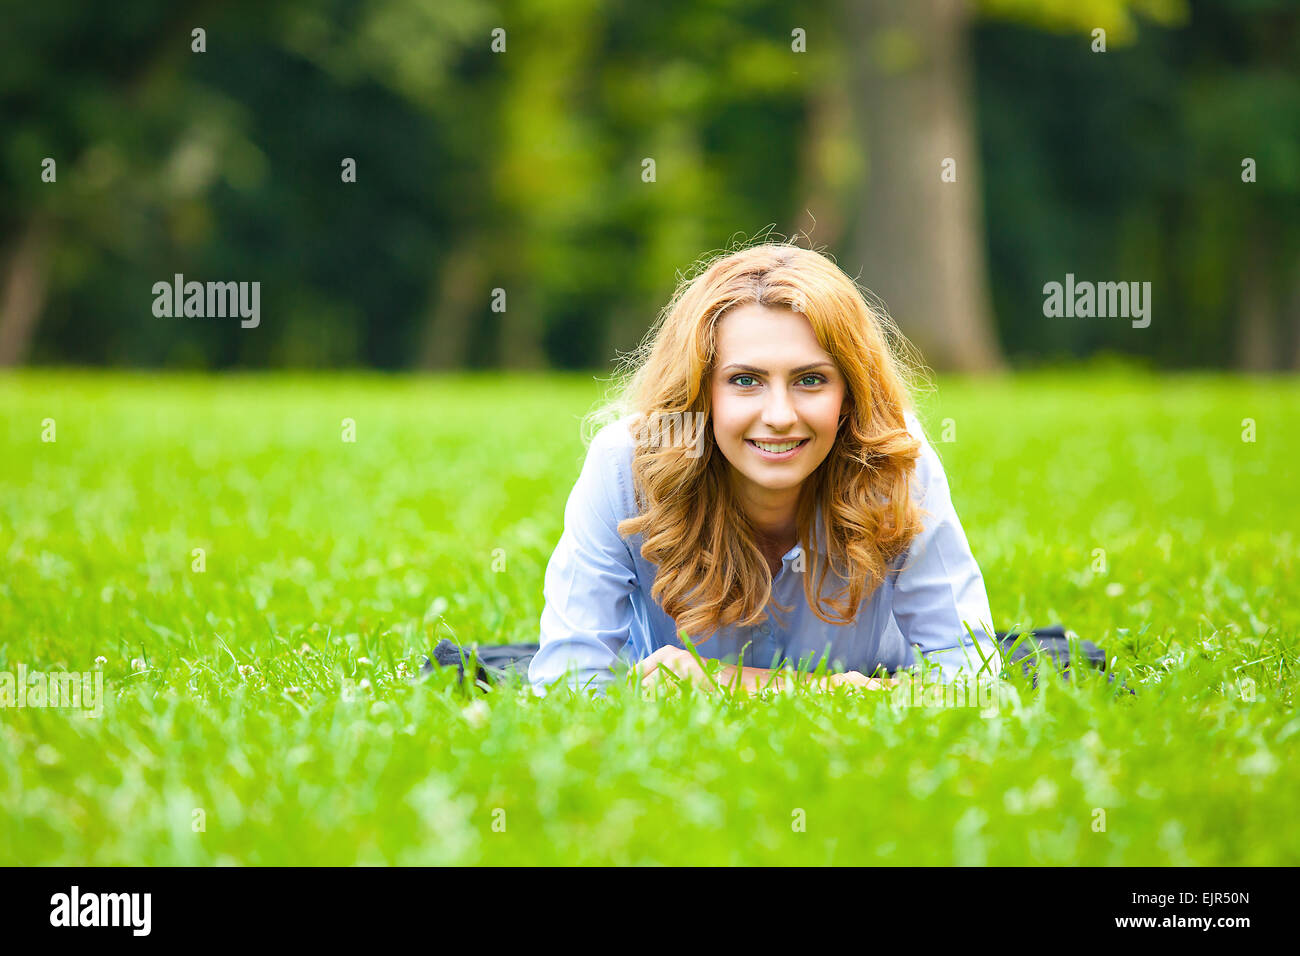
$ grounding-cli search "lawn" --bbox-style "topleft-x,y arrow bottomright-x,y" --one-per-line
1,367 -> 1297,865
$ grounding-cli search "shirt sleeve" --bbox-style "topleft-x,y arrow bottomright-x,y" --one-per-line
527,426 -> 639,696
890,412 -> 1001,681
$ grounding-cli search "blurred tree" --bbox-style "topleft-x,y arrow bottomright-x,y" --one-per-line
1175,0 -> 1300,370
841,0 -> 1005,372
834,0 -> 1189,373
1,0 -> 1295,372
973,0 -> 1299,369
0,1 -> 222,365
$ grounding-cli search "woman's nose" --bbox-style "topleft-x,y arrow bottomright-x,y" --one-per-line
762,385 -> 798,428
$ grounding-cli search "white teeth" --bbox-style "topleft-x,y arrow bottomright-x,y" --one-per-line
752,440 -> 803,453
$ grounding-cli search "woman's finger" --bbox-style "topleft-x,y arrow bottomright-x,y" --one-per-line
634,645 -> 675,683
643,655 -> 694,691
641,666 -> 678,693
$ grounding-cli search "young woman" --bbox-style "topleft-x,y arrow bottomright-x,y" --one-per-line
528,242 -> 1000,696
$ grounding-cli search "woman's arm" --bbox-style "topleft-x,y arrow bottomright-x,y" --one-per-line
529,426 -> 639,696
719,664 -> 899,694
890,412 -> 1001,680
636,646 -> 898,695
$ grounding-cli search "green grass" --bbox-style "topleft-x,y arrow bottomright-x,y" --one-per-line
1,367 -> 1297,865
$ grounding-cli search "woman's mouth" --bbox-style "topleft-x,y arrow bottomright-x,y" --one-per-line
745,438 -> 810,461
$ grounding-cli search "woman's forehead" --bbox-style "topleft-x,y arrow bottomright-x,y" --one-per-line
715,336 -> 835,379
717,305 -> 826,353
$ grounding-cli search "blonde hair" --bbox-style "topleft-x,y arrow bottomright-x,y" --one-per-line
587,239 -> 932,643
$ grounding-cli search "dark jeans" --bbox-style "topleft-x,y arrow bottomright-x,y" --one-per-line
421,624 -> 1127,691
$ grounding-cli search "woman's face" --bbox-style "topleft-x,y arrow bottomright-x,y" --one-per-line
709,303 -> 847,515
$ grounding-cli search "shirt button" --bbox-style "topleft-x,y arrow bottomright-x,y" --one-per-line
759,624 -> 771,635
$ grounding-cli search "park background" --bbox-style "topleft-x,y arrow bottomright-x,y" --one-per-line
2,0 -> 1298,866
3,0 -> 1298,372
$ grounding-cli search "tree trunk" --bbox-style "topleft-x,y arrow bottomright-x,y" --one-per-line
1236,228 -> 1276,371
418,238 -> 486,370
0,213 -> 53,367
602,301 -> 650,371
1287,253 -> 1300,371
841,0 -> 1005,373
792,85 -> 855,250
496,261 -> 546,370
456,218 -> 543,369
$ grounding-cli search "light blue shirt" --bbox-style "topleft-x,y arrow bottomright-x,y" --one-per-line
528,410 -> 1000,695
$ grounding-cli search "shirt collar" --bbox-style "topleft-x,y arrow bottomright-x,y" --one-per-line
782,500 -> 829,562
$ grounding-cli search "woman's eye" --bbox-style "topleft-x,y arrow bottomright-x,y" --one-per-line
730,373 -> 826,388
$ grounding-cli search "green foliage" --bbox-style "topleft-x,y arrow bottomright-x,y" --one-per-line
4,0 -> 1294,369
979,0 -> 1187,43
1,370 -> 1297,863
976,0 -> 1300,367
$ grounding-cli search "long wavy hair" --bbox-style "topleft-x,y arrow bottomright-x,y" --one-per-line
586,240 -> 933,643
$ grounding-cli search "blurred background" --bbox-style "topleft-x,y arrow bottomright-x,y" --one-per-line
1,0 -> 1297,373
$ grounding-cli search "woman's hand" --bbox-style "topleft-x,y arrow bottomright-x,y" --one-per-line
829,671 -> 897,690
634,648 -> 900,696
636,645 -> 720,694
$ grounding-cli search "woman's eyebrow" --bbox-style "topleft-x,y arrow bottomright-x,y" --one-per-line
722,362 -> 834,375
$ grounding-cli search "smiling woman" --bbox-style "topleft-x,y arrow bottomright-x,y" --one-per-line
528,241 -> 1001,696
710,304 -> 848,576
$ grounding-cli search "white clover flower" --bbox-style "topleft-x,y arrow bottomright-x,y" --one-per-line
356,656 -> 373,668
94,656 -> 107,667
131,658 -> 147,672
462,699 -> 490,729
